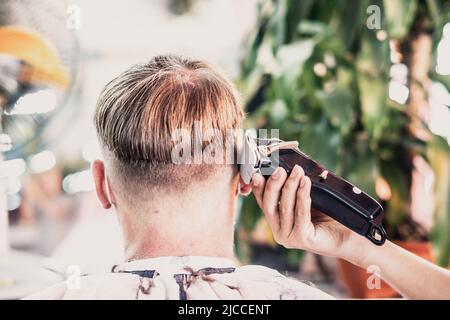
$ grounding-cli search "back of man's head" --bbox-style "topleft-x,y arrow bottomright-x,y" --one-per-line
94,55 -> 244,204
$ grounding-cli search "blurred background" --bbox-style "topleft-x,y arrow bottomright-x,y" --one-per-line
0,0 -> 449,299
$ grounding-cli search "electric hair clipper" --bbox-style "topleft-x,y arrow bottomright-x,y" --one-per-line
240,133 -> 387,245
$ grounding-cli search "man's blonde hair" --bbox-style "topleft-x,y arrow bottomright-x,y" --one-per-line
94,55 -> 244,193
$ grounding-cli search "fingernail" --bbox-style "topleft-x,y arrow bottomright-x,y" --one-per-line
271,167 -> 282,180
252,176 -> 259,187
290,165 -> 300,178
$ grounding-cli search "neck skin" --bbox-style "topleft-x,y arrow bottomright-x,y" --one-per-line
114,174 -> 240,262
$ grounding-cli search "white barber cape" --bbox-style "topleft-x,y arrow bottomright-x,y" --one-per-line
25,256 -> 333,300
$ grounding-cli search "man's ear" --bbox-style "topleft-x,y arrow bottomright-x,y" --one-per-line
238,176 -> 252,196
92,160 -> 112,209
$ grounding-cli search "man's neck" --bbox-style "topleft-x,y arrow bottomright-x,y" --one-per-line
124,229 -> 235,261
118,184 -> 237,261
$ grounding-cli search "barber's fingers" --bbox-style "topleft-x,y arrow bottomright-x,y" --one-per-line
279,165 -> 303,237
251,173 -> 266,209
262,167 -> 287,232
294,176 -> 313,236
251,173 -> 277,230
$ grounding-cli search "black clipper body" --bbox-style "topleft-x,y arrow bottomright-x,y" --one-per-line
240,134 -> 387,245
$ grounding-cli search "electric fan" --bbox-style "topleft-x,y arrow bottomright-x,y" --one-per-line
0,0 -> 79,299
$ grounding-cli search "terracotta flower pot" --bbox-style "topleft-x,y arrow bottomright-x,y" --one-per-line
337,241 -> 432,299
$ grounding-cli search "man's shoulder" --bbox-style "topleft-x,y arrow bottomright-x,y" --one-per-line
24,272 -> 140,300
232,264 -> 334,300
24,264 -> 334,300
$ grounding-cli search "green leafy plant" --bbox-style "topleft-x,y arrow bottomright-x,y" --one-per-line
237,0 -> 450,266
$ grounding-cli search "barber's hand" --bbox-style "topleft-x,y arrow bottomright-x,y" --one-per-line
251,165 -> 364,261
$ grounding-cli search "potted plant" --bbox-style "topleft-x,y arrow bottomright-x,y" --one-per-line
237,0 -> 450,298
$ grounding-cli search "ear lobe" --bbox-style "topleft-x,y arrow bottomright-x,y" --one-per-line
238,176 -> 252,196
92,160 -> 112,209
